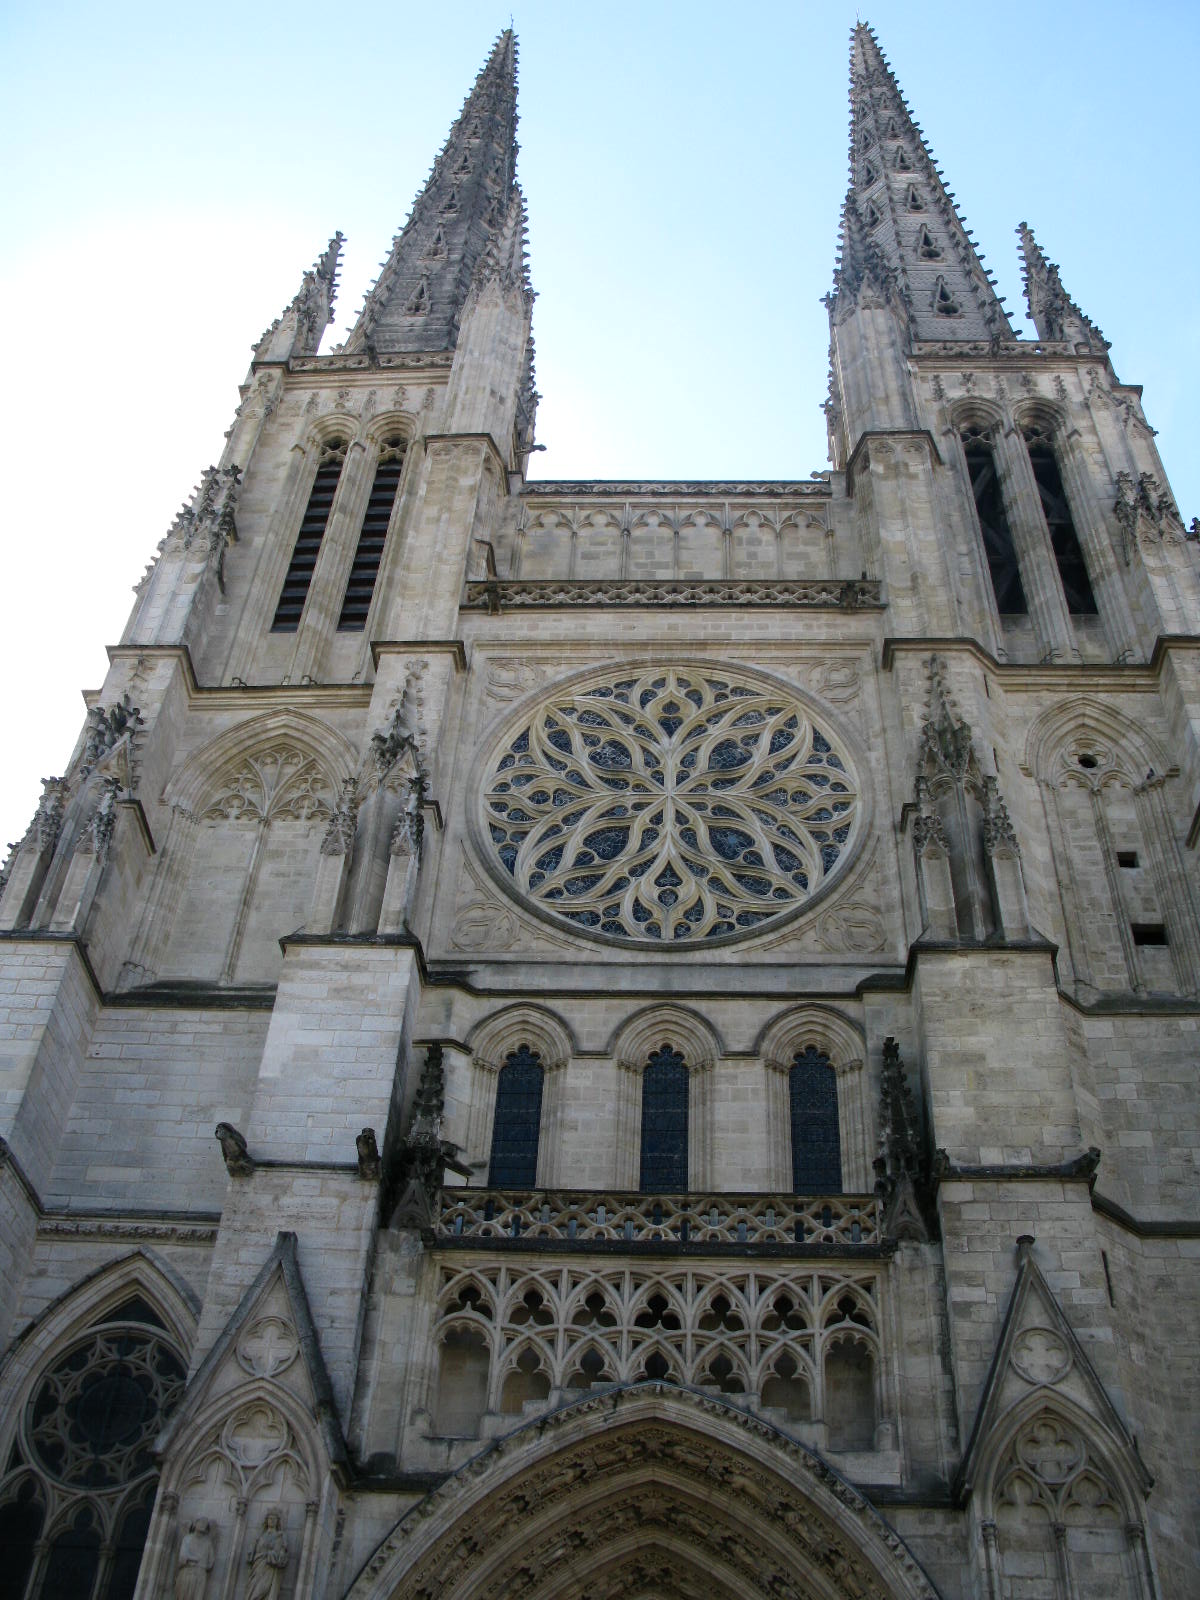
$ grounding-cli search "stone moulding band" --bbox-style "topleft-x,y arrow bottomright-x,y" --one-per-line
436,1188 -> 881,1249
462,578 -> 884,609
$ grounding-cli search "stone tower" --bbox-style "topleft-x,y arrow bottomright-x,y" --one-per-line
0,24 -> 1196,1600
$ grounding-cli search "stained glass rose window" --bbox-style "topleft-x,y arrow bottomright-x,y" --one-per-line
479,665 -> 863,943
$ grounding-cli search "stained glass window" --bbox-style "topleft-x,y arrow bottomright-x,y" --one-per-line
488,1044 -> 544,1187
789,1046 -> 842,1193
481,665 -> 861,945
640,1046 -> 689,1192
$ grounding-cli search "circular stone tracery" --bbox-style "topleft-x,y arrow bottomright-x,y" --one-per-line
481,665 -> 863,944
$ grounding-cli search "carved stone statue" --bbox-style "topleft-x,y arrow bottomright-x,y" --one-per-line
175,1517 -> 215,1600
245,1510 -> 289,1600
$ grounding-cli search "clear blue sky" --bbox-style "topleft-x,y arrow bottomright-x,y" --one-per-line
2,1 -> 1197,850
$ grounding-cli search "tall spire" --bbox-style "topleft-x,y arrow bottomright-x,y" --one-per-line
253,232 -> 344,363
1017,222 -> 1109,354
344,31 -> 524,359
833,25 -> 1012,342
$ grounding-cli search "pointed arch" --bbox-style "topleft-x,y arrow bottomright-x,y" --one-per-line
164,709 -> 357,817
756,1006 -> 870,1191
146,710 -> 358,983
344,1386 -> 942,1600
465,1004 -> 573,1185
0,1253 -> 194,1600
608,1003 -> 722,1068
1022,694 -> 1170,783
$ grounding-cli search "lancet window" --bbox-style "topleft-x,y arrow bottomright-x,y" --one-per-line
788,1047 -> 843,1193
961,425 -> 1028,616
271,436 -> 347,631
1022,423 -> 1098,615
639,1045 -> 689,1193
488,1043 -> 545,1187
338,436 -> 406,630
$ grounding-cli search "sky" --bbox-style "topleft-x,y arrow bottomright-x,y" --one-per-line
1,1 -> 1198,852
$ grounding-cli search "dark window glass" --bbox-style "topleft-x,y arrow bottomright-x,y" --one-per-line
1023,428 -> 1098,615
639,1045 -> 689,1193
270,439 -> 347,631
962,429 -> 1028,616
40,1507 -> 102,1599
103,1494 -> 153,1600
488,1044 -> 544,1187
0,1480 -> 43,1600
338,440 -> 405,630
789,1046 -> 842,1193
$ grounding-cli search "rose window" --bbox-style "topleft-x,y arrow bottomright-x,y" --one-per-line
28,1328 -> 186,1489
481,665 -> 862,942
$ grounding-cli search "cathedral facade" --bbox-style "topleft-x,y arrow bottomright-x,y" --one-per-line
1,24 -> 1197,1600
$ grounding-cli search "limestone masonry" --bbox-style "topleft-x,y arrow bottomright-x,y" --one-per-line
1,24 -> 1197,1600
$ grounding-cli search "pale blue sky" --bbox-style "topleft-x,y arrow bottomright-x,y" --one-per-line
1,2 -> 1197,848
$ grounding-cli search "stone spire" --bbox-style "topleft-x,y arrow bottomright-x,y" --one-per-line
253,233 -> 344,363
344,30 -> 525,360
1017,222 -> 1109,354
832,24 -> 1012,342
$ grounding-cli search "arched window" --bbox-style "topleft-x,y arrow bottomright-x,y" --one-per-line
488,1043 -> 544,1187
1022,423 -> 1097,616
338,437 -> 405,630
789,1046 -> 842,1193
961,425 -> 1028,616
0,1295 -> 187,1600
271,436 -> 348,631
639,1045 -> 689,1192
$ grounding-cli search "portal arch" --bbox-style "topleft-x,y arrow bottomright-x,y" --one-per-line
347,1384 -> 941,1600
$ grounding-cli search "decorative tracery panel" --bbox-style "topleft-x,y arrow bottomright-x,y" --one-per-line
429,1261 -> 883,1448
480,664 -> 863,944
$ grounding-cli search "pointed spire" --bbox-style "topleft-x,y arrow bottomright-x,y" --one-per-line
345,31 -> 523,359
253,232 -> 344,362
1017,222 -> 1109,353
832,25 -> 1012,341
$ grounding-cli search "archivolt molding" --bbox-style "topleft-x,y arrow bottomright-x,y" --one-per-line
467,1004 -> 574,1072
1010,396 -> 1068,438
947,397 -> 1004,434
363,409 -> 418,449
756,1005 -> 865,1077
609,1004 -> 724,1074
347,1385 -> 939,1600
164,709 -> 359,819
1020,696 -> 1171,788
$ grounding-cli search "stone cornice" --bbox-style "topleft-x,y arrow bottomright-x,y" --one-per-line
463,578 -> 883,611
370,639 -> 467,671
285,352 -> 454,374
882,633 -> 1200,693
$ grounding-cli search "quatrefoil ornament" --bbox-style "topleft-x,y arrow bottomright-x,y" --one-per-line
479,665 -> 864,944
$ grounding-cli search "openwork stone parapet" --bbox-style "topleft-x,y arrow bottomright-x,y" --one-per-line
463,578 -> 882,609
522,479 -> 832,498
436,1188 -> 882,1251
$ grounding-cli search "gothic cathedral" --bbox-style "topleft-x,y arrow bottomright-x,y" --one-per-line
1,25 -> 1197,1600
